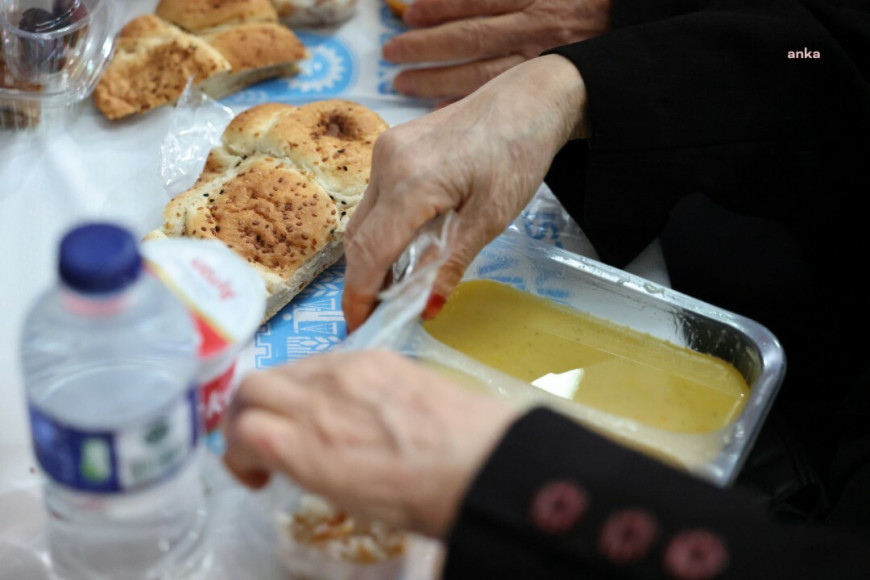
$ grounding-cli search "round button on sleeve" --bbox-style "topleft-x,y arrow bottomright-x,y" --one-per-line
528,480 -> 589,535
663,528 -> 729,580
597,508 -> 659,564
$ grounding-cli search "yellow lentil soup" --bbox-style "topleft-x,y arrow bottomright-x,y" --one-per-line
422,280 -> 749,434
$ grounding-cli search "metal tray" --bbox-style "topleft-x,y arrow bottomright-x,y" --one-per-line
396,231 -> 786,487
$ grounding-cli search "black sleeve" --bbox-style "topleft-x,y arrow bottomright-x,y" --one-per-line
542,0 -> 870,267
443,407 -> 870,579
541,0 -> 870,506
609,0 -> 700,29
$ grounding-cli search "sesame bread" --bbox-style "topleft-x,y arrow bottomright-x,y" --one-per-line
92,15 -> 232,120
199,22 -> 306,99
146,100 -> 389,322
93,14 -> 232,119
94,3 -> 306,121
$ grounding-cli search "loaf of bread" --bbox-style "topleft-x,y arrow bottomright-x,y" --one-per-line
145,100 -> 389,322
94,1 -> 306,120
271,0 -> 358,27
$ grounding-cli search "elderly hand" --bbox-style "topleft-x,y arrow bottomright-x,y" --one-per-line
221,350 -> 519,538
384,0 -> 610,102
341,54 -> 587,331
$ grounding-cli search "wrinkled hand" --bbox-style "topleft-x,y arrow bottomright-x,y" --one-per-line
384,0 -> 610,102
342,54 -> 587,332
222,349 -> 519,538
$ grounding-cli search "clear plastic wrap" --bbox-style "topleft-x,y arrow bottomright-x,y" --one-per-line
159,79 -> 235,197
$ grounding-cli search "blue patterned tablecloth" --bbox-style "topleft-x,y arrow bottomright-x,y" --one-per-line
254,261 -> 349,368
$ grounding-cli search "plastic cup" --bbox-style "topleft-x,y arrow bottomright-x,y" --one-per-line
273,485 -> 407,580
0,0 -> 110,86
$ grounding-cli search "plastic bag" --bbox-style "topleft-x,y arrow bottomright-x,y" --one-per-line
159,78 -> 235,197
341,211 -> 457,352
508,183 -> 598,258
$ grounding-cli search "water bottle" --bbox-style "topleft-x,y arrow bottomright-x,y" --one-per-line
19,223 -> 211,579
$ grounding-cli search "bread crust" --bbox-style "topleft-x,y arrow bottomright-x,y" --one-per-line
202,22 -> 306,73
95,4 -> 306,120
92,15 -> 232,120
150,101 -> 389,321
222,100 -> 386,205
155,0 -> 278,34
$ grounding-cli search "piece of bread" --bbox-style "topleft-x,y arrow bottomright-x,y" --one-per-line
271,0 -> 358,27
199,22 -> 307,99
155,0 -> 279,34
94,3 -> 307,121
145,100 -> 389,322
92,15 -> 232,120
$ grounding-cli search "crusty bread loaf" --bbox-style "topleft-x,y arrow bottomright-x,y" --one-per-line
146,100 -> 389,322
94,2 -> 306,121
271,0 -> 357,27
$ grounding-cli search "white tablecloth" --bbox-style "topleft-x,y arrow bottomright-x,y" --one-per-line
0,1 -> 668,577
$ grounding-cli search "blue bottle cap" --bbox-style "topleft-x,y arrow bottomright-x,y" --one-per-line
59,223 -> 142,293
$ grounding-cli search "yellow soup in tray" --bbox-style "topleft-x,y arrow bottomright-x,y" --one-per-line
422,279 -> 749,435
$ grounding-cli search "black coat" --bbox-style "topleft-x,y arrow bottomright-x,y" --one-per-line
444,0 -> 870,577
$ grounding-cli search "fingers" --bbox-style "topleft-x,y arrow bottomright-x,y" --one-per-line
223,408 -> 297,489
383,12 -> 535,64
220,349 -> 523,535
403,0 -> 526,27
343,202 -> 435,332
341,287 -> 377,335
393,54 -> 526,99
341,184 -> 386,332
421,293 -> 447,320
424,212 -> 501,314
221,369 -> 311,488
343,125 -> 452,330
342,203 -> 396,332
228,368 -> 308,419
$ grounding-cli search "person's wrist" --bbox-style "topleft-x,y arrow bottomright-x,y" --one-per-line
480,55 -> 588,151
410,400 -> 521,538
536,54 -> 590,141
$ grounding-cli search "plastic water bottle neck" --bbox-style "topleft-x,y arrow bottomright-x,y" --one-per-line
58,276 -> 141,317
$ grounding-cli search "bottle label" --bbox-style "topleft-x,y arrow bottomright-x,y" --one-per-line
29,388 -> 200,493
